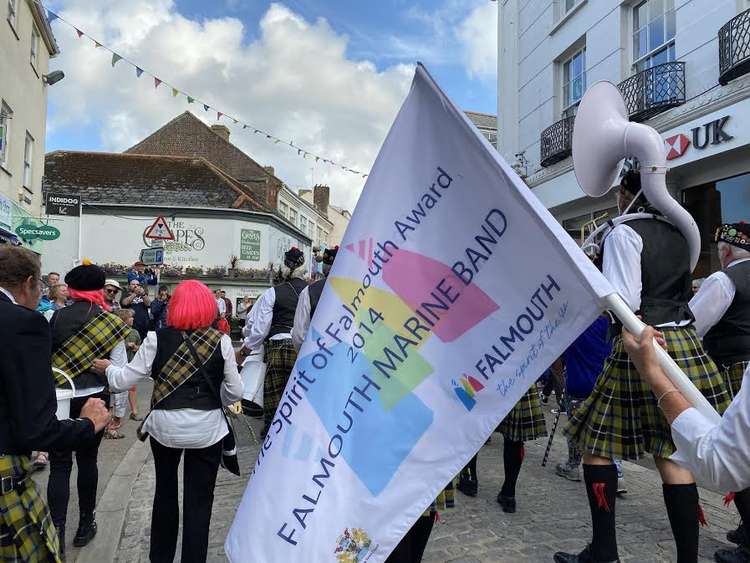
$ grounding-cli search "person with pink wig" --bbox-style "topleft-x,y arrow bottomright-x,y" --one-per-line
94,279 -> 242,563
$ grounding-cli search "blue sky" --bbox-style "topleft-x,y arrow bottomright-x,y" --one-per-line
44,0 -> 497,208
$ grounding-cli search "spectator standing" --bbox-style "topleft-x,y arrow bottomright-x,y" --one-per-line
220,290 -> 233,319
121,279 -> 152,340
104,279 -> 122,312
150,285 -> 170,331
127,261 -> 157,288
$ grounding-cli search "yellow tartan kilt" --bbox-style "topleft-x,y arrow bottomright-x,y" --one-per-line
719,360 -> 748,399
0,455 -> 61,563
498,384 -> 548,442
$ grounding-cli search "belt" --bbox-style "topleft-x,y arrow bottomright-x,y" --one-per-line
0,474 -> 26,495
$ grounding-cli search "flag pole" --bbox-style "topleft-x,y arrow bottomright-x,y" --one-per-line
604,293 -> 721,424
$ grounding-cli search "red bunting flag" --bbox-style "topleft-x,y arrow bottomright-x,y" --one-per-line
75,28 -> 84,38
154,77 -> 162,89
217,111 -> 223,120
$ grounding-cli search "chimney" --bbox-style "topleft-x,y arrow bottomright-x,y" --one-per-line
211,124 -> 230,142
263,166 -> 275,177
313,184 -> 330,216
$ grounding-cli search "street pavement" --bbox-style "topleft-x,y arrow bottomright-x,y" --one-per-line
78,399 -> 741,562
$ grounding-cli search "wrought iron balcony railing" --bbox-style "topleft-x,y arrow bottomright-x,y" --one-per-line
540,116 -> 575,168
719,8 -> 750,85
617,61 -> 686,122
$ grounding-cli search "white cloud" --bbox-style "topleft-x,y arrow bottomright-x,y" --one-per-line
45,1 -> 414,211
456,3 -> 498,81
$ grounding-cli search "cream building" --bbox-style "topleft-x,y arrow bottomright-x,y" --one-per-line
281,184 -> 334,249
299,185 -> 352,247
0,0 -> 59,246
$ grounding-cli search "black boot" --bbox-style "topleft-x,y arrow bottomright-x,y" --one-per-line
714,546 -> 750,563
553,544 -> 620,563
728,523 -> 749,546
663,483 -> 700,563
497,438 -> 523,514
72,512 -> 97,547
457,472 -> 477,497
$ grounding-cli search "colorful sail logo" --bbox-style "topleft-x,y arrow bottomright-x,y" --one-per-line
452,374 -> 485,411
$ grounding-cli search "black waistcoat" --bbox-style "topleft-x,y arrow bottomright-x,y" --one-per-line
308,278 -> 326,319
703,260 -> 750,366
50,301 -> 108,390
621,219 -> 694,326
268,278 -> 308,339
151,327 -> 225,411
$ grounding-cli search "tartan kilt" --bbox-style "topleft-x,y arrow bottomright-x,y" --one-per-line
0,455 -> 61,563
564,326 -> 731,460
423,478 -> 457,517
264,338 -> 298,423
498,384 -> 548,442
718,360 -> 748,399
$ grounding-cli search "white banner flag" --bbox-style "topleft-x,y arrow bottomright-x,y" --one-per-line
226,64 -> 615,562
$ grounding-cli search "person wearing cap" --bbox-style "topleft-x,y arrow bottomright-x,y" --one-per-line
103,279 -> 122,312
555,170 -> 731,563
292,246 -> 338,351
237,247 -> 307,436
47,261 -> 130,554
127,261 -> 157,287
0,247 -> 111,563
689,222 -> 750,563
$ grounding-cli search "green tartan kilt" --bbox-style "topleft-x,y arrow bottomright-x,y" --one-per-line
263,338 -> 298,423
564,326 -> 731,460
423,478 -> 457,517
498,384 -> 548,442
718,360 -> 748,399
0,455 -> 61,563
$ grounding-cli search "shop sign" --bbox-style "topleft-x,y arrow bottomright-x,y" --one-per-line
240,229 -> 261,261
0,194 -> 11,230
46,193 -> 81,216
665,115 -> 733,161
15,222 -> 60,241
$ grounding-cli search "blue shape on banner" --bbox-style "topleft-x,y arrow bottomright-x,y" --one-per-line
298,331 -> 433,496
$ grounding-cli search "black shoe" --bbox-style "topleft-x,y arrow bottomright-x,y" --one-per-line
457,475 -> 478,497
714,546 -> 750,563
728,524 -> 749,547
72,515 -> 97,547
496,493 -> 516,513
553,545 -> 620,563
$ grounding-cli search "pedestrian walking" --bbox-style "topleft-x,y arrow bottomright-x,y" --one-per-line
47,261 -> 130,554
94,280 -> 242,563
0,247 -> 110,563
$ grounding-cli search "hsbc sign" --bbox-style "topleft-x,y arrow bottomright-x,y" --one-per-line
663,115 -> 733,160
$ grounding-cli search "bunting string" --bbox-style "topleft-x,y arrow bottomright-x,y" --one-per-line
41,1 -> 369,179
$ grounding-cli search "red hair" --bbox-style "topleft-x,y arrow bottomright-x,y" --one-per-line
69,288 -> 110,311
167,280 -> 218,330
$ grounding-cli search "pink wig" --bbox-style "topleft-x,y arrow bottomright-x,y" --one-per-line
167,280 -> 218,330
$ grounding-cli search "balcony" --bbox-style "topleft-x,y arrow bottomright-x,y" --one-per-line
540,116 -> 575,168
719,9 -> 750,85
617,62 -> 686,122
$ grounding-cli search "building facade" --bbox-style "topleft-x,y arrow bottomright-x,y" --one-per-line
498,0 -> 750,277
1,0 -> 58,247
281,184 -> 334,251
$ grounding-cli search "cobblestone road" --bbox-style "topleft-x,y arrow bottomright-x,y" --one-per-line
110,409 -> 740,563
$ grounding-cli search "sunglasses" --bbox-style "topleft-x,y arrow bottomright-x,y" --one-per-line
105,288 -> 119,294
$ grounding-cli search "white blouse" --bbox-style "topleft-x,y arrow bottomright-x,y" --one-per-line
106,331 -> 243,449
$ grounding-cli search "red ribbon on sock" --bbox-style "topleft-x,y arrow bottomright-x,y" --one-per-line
520,445 -> 525,462
724,492 -> 736,506
592,482 -> 610,512
697,505 -> 708,527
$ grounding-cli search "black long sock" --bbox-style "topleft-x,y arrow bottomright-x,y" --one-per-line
467,454 -> 478,481
499,438 -> 523,498
663,483 -> 700,563
734,489 -> 750,545
583,464 -> 618,562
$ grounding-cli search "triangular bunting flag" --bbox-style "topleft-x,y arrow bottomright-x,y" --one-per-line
297,149 -> 303,155
154,77 -> 162,89
266,134 -> 272,139
243,124 -> 248,129
254,129 -> 260,134
75,28 -> 84,38
217,112 -> 223,120
203,104 -> 210,112
47,10 -> 59,22
232,118 -> 238,124
274,139 -> 281,144
94,40 -> 102,48
135,67 -> 144,78
187,96 -> 194,104
111,53 -> 123,67
172,88 -> 179,97
315,157 -> 319,162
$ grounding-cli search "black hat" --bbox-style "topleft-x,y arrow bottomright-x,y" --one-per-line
620,170 -> 642,196
284,247 -> 305,269
715,222 -> 750,249
322,246 -> 338,266
65,260 -> 106,291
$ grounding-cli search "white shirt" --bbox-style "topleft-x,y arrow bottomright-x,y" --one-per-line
689,258 -> 750,338
292,286 -> 312,351
671,366 -> 750,492
105,331 -> 243,449
603,223 -> 689,327
0,287 -> 17,304
244,275 -> 306,349
216,298 -> 226,317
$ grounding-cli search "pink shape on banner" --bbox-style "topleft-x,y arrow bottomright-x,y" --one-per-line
345,238 -> 374,265
382,249 -> 499,342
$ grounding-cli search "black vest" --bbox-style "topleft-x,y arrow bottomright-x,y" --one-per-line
308,278 -> 326,319
50,302 -> 108,390
703,260 -> 750,366
268,278 -> 308,339
619,219 -> 694,326
151,327 -> 224,411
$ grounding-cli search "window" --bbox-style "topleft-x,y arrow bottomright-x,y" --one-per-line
289,208 -> 298,226
562,48 -> 586,117
300,216 -> 308,233
7,0 -> 16,29
279,201 -> 289,218
23,133 -> 34,190
633,0 -> 676,72
30,25 -> 40,69
564,0 -> 581,13
317,226 -> 323,244
0,102 -> 11,168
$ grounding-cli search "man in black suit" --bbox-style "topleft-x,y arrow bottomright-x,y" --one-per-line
0,246 -> 110,562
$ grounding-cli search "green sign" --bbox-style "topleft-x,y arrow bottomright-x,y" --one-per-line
15,223 -> 60,241
240,229 -> 261,261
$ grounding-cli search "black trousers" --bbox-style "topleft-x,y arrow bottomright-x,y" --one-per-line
386,515 -> 435,563
47,392 -> 108,529
149,437 -> 222,563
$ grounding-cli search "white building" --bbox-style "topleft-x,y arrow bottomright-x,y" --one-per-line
498,0 -> 750,277
279,184 -> 333,250
1,0 -> 59,248
299,185 -> 351,247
